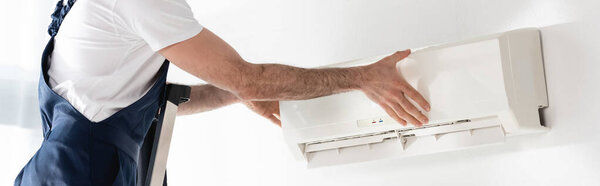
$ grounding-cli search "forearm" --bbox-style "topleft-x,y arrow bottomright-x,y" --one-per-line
236,63 -> 367,101
162,29 -> 368,101
177,84 -> 240,115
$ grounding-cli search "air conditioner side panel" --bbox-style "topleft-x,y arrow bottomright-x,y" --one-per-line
499,28 -> 549,135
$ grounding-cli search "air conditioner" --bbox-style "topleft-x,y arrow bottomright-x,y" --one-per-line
279,28 -> 549,168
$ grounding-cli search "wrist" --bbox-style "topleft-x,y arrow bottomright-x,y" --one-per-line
204,84 -> 240,104
352,65 -> 372,91
220,87 -> 241,103
228,91 -> 242,103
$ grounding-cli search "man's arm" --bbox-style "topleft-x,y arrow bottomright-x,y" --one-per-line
177,84 -> 282,126
160,29 -> 363,101
160,29 -> 430,126
177,84 -> 239,115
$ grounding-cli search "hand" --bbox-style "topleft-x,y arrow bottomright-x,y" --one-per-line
243,101 -> 281,127
360,50 -> 430,127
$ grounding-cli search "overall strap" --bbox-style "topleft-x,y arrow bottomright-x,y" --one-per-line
48,0 -> 76,37
39,0 -> 77,138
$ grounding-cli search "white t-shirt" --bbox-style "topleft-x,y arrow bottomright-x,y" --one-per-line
48,0 -> 203,122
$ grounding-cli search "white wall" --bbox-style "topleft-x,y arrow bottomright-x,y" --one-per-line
167,0 -> 600,185
2,0 -> 599,185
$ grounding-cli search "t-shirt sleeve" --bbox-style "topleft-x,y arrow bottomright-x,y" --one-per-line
112,0 -> 203,51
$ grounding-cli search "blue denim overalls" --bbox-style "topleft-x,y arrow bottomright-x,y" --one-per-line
15,0 -> 169,185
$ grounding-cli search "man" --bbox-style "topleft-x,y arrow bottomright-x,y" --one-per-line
16,0 -> 429,185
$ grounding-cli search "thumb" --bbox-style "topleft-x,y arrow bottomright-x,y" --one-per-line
267,114 -> 282,127
386,49 -> 411,63
263,114 -> 281,127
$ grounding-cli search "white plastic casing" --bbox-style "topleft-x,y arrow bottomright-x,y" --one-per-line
279,28 -> 549,168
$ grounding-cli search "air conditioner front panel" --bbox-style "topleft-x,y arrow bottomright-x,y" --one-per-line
280,28 -> 548,167
281,38 -> 508,141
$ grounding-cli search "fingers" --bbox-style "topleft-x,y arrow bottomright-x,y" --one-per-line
270,103 -> 281,127
244,101 -> 281,127
395,94 -> 428,124
367,91 -> 424,127
370,95 -> 407,126
401,83 -> 431,112
389,102 -> 422,127
382,103 -> 407,126
372,93 -> 420,127
266,113 -> 281,127
377,88 -> 426,127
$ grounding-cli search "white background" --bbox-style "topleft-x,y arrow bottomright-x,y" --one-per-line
1,0 -> 599,185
